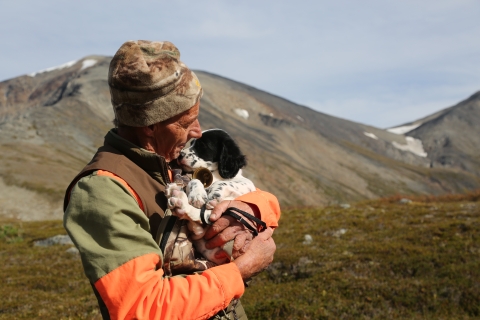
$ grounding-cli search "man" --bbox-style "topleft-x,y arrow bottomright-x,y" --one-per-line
63,40 -> 280,320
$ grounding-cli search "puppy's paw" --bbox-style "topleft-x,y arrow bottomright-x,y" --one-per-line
189,193 -> 207,209
167,189 -> 190,219
167,197 -> 187,219
187,179 -> 208,208
165,183 -> 182,198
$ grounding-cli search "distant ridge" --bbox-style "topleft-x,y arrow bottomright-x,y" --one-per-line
0,56 -> 479,220
407,91 -> 480,173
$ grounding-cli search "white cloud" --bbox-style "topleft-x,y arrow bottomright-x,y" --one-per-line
183,2 -> 274,39
1,0 -> 480,128
302,82 -> 480,128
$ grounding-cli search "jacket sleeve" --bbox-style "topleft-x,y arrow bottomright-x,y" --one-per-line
235,188 -> 281,228
64,173 -> 245,320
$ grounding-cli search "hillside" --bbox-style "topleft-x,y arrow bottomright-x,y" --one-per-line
0,57 -> 479,220
1,193 -> 479,319
394,91 -> 480,173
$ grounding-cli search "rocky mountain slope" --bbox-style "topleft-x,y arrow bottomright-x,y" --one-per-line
388,91 -> 480,174
1,56 -> 479,220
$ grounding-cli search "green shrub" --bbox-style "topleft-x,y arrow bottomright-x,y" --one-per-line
0,224 -> 23,243
0,196 -> 479,319
242,200 -> 480,319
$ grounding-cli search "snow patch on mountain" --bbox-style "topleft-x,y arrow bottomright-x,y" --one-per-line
363,132 -> 378,140
81,59 -> 97,70
387,123 -> 422,134
392,136 -> 427,157
234,108 -> 249,119
28,60 -> 78,77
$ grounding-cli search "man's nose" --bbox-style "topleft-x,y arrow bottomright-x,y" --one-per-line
189,120 -> 202,139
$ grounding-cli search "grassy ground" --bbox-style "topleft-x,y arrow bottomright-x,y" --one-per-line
0,220 -> 100,319
244,191 -> 480,319
0,191 -> 479,319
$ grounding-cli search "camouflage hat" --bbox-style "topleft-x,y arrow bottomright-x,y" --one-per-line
108,40 -> 203,127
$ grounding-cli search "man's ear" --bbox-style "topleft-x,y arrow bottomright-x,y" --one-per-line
134,125 -> 157,153
218,139 -> 247,179
141,125 -> 156,137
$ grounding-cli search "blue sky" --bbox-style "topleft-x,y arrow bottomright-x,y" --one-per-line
1,0 -> 479,128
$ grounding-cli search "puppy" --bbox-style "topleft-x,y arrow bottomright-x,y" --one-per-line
166,129 -> 256,264
180,129 -> 256,207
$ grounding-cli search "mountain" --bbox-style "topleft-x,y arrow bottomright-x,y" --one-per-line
388,91 -> 480,174
1,56 -> 479,220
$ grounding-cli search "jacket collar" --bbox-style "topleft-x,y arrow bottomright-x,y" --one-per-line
105,129 -> 171,186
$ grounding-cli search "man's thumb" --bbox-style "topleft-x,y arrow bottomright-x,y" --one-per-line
256,227 -> 273,240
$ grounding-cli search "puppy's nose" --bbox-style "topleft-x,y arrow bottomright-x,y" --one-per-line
178,151 -> 185,160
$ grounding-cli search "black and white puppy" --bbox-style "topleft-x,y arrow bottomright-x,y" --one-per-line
180,129 -> 255,207
165,129 -> 255,264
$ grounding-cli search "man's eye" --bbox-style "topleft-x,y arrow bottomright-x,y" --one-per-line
181,120 -> 195,129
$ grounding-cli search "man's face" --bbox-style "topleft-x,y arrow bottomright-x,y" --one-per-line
152,103 -> 202,162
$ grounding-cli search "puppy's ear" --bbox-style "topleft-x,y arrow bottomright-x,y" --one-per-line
218,139 -> 247,179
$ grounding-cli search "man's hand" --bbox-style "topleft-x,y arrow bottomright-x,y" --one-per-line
233,227 -> 276,280
204,200 -> 258,258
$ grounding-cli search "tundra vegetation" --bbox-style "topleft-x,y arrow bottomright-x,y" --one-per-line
0,190 -> 479,319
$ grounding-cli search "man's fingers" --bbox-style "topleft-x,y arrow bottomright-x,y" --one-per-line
204,200 -> 259,250
233,232 -> 251,251
205,225 -> 244,249
204,215 -> 236,240
256,227 -> 274,240
232,229 -> 276,280
208,200 -> 231,221
207,226 -> 272,252
231,233 -> 252,259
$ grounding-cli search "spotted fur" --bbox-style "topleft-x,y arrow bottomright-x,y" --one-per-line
166,129 -> 256,265
178,129 -> 255,208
